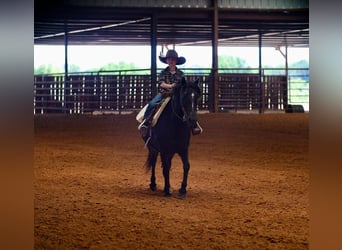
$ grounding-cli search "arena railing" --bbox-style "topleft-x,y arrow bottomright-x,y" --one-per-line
34,68 -> 309,114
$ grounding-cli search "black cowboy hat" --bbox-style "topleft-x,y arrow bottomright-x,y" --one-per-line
159,49 -> 186,65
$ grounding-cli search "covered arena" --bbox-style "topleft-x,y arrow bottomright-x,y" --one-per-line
34,0 -> 309,249
34,113 -> 309,249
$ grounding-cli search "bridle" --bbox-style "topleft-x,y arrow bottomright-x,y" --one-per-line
171,81 -> 200,126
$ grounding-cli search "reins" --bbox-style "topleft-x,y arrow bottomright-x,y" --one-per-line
171,84 -> 197,124
171,86 -> 186,122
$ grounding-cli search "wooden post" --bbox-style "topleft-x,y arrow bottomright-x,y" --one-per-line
64,22 -> 69,113
284,43 -> 289,109
276,42 -> 289,109
258,32 -> 264,114
150,12 -> 157,97
211,0 -> 219,113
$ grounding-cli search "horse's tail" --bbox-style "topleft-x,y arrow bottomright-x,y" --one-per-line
144,148 -> 158,172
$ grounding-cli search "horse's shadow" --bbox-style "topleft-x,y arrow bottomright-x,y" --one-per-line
117,182 -> 209,202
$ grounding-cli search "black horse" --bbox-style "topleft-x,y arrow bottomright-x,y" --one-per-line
143,77 -> 201,199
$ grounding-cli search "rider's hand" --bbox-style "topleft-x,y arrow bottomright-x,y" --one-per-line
160,82 -> 176,90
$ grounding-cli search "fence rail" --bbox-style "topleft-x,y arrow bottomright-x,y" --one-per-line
34,68 -> 309,114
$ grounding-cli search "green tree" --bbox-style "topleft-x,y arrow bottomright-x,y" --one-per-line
218,55 -> 251,73
289,60 -> 309,80
290,59 -> 308,68
97,61 -> 137,71
34,64 -> 59,74
69,64 -> 81,73
81,61 -> 141,74
34,64 -> 81,74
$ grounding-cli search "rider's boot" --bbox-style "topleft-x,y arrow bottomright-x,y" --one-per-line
192,121 -> 203,135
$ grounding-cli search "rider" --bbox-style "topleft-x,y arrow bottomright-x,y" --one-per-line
138,49 -> 202,135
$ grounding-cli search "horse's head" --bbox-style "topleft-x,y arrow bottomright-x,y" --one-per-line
178,77 -> 201,127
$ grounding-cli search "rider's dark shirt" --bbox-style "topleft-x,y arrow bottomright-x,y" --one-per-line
158,66 -> 184,93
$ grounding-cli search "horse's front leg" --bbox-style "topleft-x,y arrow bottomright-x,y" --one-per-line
147,150 -> 158,191
161,153 -> 173,196
177,150 -> 190,199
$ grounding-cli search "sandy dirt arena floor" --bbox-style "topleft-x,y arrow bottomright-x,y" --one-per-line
34,112 -> 309,249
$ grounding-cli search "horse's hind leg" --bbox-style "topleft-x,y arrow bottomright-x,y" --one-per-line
178,151 -> 190,199
150,162 -> 157,191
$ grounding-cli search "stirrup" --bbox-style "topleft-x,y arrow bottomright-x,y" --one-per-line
192,122 -> 203,135
138,119 -> 147,130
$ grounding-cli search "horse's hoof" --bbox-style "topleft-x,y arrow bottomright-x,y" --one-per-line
163,187 -> 172,197
177,192 -> 186,199
149,184 -> 157,191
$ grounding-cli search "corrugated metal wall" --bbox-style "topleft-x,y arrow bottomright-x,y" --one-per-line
69,0 -> 308,9
219,0 -> 308,9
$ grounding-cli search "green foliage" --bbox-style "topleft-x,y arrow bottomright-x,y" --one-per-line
34,64 -> 61,74
218,55 -> 248,68
289,60 -> 309,81
34,64 -> 80,74
96,61 -> 136,71
83,61 -> 150,74
291,60 -> 308,68
34,58 -> 309,76
218,55 -> 254,73
69,64 -> 81,72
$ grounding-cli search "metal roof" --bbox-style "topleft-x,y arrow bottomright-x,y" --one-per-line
34,0 -> 309,47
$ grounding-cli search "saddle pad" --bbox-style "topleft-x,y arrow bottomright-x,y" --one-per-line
136,104 -> 148,123
151,96 -> 171,127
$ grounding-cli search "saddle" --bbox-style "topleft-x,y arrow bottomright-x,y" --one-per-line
136,96 -> 171,127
